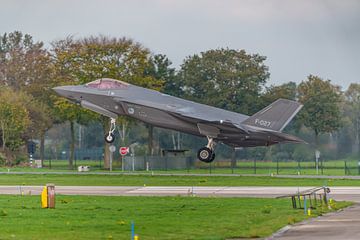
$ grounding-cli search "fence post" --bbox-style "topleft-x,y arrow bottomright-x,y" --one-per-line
254,158 -> 256,174
144,156 -> 146,171
231,148 -> 236,174
121,156 -> 124,171
344,161 -> 347,175
165,157 -> 168,171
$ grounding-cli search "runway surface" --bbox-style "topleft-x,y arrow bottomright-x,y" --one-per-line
0,185 -> 360,202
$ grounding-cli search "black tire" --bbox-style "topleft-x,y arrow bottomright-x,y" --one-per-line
104,133 -> 115,143
197,147 -> 213,163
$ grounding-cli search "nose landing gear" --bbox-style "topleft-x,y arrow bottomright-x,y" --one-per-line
197,137 -> 216,163
104,118 -> 116,143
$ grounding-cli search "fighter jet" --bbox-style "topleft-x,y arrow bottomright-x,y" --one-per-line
53,78 -> 304,163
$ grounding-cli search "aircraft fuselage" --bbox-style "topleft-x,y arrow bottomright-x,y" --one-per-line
55,83 -> 249,139
54,78 -> 304,162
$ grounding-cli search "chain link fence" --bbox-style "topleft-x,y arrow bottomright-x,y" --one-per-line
29,147 -> 360,175
122,156 -> 194,171
36,158 -> 360,176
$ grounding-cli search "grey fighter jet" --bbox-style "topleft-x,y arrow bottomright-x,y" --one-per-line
53,78 -> 304,163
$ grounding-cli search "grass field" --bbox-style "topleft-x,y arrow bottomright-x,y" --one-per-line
0,195 -> 351,240
1,174 -> 360,187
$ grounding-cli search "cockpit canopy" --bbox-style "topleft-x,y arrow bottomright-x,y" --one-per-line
85,78 -> 129,90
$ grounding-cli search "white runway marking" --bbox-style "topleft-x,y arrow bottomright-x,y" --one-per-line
0,186 -> 359,202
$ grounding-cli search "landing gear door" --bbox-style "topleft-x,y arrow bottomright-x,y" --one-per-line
197,123 -> 220,138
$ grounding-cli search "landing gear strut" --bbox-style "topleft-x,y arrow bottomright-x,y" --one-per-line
197,137 -> 216,163
104,118 -> 116,143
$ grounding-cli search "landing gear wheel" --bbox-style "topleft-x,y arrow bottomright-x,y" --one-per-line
197,147 -> 213,163
104,118 -> 117,143
105,133 -> 115,143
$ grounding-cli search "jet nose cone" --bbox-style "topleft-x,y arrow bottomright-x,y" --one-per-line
53,86 -> 67,96
53,86 -> 78,100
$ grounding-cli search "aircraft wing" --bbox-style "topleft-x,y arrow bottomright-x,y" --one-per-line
113,96 -> 303,146
200,120 -> 249,136
114,97 -> 249,136
170,113 -> 249,138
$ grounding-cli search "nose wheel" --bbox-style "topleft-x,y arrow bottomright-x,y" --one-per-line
104,118 -> 116,143
197,137 -> 216,163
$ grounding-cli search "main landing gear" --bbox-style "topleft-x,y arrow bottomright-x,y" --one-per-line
104,118 -> 116,143
197,137 -> 216,163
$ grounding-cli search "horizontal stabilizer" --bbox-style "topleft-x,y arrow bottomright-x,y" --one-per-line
241,99 -> 302,132
266,131 -> 307,144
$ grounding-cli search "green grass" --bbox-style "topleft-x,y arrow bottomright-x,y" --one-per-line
0,195 -> 351,240
1,174 -> 360,187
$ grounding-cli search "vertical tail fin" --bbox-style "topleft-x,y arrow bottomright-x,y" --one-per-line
241,99 -> 302,132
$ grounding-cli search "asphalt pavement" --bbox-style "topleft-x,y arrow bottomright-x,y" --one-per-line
0,186 -> 359,201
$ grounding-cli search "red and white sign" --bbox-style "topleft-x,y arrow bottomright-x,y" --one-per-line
120,147 -> 129,156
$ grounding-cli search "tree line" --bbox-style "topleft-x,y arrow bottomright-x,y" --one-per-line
0,31 -> 359,167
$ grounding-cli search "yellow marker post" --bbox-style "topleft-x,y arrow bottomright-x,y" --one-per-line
307,208 -> 311,216
134,234 -> 139,240
41,186 -> 48,208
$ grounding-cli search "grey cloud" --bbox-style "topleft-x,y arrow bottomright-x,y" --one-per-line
0,0 -> 359,89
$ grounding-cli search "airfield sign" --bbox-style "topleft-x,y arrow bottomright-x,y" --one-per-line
120,147 -> 129,156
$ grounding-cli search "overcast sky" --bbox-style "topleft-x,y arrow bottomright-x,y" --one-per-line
1,0 -> 359,89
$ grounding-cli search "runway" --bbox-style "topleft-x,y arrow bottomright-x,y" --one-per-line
1,186 -> 360,202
